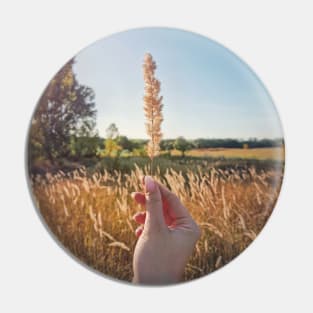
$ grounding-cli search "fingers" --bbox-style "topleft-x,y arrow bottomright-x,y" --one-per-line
157,183 -> 198,231
131,192 -> 146,206
144,176 -> 167,232
133,211 -> 146,224
157,182 -> 190,219
133,209 -> 173,227
131,177 -> 190,232
135,225 -> 144,237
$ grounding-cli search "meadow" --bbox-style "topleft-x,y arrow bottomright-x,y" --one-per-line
178,146 -> 284,160
30,149 -> 284,282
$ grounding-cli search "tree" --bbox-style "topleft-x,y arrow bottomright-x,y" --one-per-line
103,138 -> 122,157
160,139 -> 174,152
96,123 -> 122,157
174,137 -> 192,157
117,135 -> 133,151
29,58 -> 96,162
106,123 -> 119,140
69,136 -> 100,158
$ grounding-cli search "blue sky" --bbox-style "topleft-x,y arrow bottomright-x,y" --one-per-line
73,27 -> 283,140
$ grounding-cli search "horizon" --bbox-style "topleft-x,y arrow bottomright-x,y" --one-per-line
87,133 -> 284,141
73,28 -> 283,140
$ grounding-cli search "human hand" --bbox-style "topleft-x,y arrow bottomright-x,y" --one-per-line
131,176 -> 201,285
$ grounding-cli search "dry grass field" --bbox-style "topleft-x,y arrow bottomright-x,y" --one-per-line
31,161 -> 284,282
172,147 -> 285,160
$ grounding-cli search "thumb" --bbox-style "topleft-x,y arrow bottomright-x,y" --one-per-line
144,176 -> 167,233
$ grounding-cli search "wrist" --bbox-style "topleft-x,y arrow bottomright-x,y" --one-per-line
132,271 -> 183,285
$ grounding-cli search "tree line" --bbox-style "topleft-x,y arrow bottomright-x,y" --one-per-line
43,125 -> 283,160
95,132 -> 284,158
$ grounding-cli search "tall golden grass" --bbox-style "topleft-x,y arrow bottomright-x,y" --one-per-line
31,163 -> 283,282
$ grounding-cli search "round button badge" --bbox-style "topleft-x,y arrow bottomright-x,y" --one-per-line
27,27 -> 284,285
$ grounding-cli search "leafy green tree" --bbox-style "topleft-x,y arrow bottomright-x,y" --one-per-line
160,140 -> 174,152
117,135 -> 133,151
96,124 -> 122,157
69,136 -> 100,158
174,137 -> 192,157
103,138 -> 122,157
29,58 -> 96,162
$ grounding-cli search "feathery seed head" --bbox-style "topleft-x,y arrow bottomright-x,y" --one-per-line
143,53 -> 163,161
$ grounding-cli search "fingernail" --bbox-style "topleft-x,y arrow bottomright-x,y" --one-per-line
130,192 -> 136,199
145,176 -> 155,192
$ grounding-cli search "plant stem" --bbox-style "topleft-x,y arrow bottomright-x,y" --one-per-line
150,157 -> 154,176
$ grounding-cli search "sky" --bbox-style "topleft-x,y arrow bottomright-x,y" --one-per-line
73,27 -> 283,140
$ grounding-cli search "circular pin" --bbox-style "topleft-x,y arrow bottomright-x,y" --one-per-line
27,27 -> 284,285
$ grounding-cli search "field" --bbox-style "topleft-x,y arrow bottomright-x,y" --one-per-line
172,147 -> 285,160
30,150 -> 284,282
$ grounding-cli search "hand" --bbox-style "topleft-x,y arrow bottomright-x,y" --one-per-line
131,176 -> 201,285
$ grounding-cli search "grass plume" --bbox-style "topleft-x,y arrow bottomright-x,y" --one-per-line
143,53 -> 163,174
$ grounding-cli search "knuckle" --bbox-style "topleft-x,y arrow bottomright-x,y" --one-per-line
143,222 -> 164,237
147,195 -> 162,206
